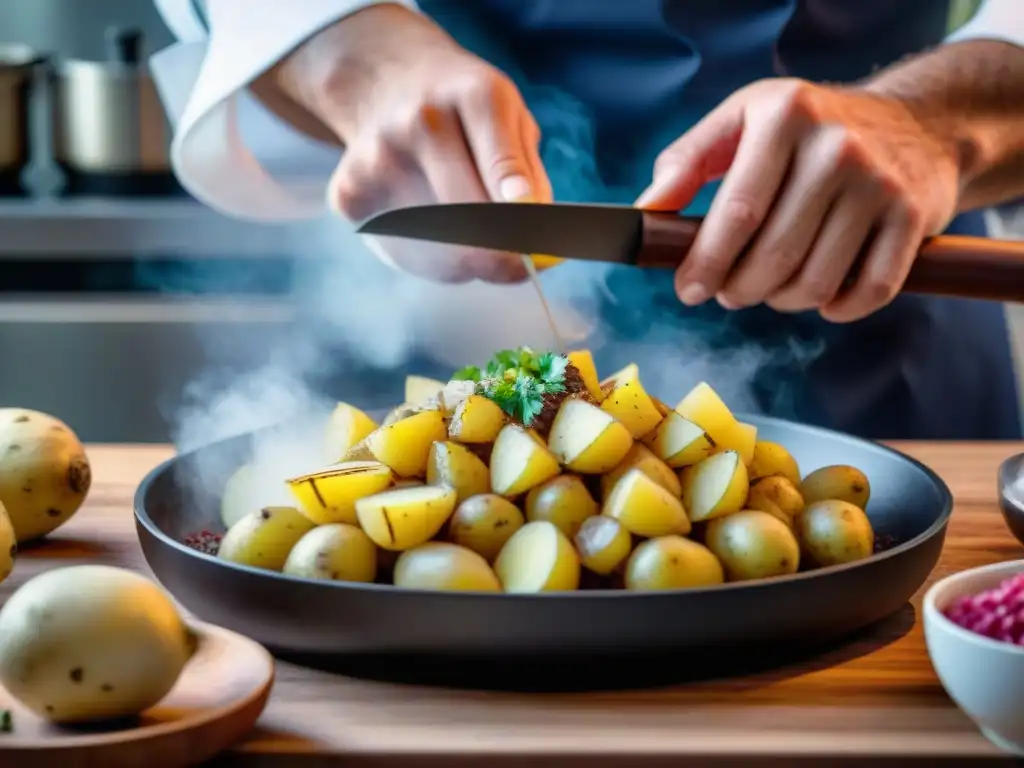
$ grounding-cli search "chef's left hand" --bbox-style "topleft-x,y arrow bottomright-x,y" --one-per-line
636,78 -> 961,322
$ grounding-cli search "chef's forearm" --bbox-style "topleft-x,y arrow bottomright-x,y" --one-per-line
863,40 -> 1024,212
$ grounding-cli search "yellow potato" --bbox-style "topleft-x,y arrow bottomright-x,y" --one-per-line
734,422 -> 758,466
749,440 -> 802,486
220,462 -> 294,529
797,499 -> 875,568
448,493 -> 525,561
603,468 -> 691,537
490,424 -> 562,496
394,542 -> 502,591
426,441 -> 491,502
747,475 -> 805,527
600,362 -> 638,389
448,394 -> 507,443
366,409 -> 448,478
218,506 -> 316,571
599,366 -> 663,438
0,502 -> 14,583
625,535 -> 724,591
382,402 -> 421,426
494,520 -> 580,592
574,515 -> 631,576
800,465 -> 871,509
705,510 -> 800,582
340,437 -> 375,462
287,461 -> 394,525
525,474 -> 599,538
679,450 -> 749,523
642,411 -> 715,468
323,402 -> 378,462
356,484 -> 458,551
282,523 -> 377,582
405,375 -> 445,406
652,397 -> 672,417
600,443 -> 682,499
673,382 -> 750,458
436,380 -> 478,417
547,398 -> 633,473
567,349 -> 604,403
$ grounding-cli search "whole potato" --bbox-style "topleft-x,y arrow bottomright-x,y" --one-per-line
448,493 -> 525,561
0,501 -> 14,582
283,523 -> 377,582
0,408 -> 91,543
800,465 -> 871,509
797,499 -> 875,568
746,476 -> 805,528
625,536 -> 724,591
394,542 -> 501,591
0,565 -> 194,723
218,506 -> 316,571
704,510 -> 800,582
748,441 -> 801,486
525,474 -> 598,538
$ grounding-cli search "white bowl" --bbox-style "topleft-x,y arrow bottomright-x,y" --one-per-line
924,559 -> 1024,755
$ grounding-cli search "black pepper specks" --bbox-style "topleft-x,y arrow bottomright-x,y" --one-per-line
69,667 -> 83,683
46,508 -> 61,518
13,415 -> 28,423
101,683 -> 114,693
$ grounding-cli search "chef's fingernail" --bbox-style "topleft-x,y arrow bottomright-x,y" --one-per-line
679,283 -> 709,305
500,175 -> 533,202
634,171 -> 675,208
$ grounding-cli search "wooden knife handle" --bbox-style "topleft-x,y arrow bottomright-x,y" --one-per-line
637,212 -> 1024,303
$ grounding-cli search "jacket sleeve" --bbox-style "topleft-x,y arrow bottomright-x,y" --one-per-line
946,0 -> 1024,47
150,0 -> 420,222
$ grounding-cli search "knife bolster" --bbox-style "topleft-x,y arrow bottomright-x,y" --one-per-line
636,212 -> 702,270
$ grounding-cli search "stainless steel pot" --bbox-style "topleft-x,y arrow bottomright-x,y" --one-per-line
0,44 -> 44,196
50,28 -> 181,196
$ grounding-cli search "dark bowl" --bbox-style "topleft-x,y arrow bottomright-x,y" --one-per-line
135,415 -> 951,663
998,452 -> 1024,547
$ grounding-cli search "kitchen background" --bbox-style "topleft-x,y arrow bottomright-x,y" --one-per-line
1,0 -> 1021,442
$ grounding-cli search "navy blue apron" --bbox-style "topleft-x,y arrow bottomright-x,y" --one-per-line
418,0 -> 1022,440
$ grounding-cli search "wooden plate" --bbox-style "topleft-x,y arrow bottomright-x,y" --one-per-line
0,621 -> 273,767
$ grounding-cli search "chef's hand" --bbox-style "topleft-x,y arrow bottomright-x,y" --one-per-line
282,3 -> 551,283
636,79 -> 961,322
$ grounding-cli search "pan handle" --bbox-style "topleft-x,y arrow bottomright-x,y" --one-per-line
637,212 -> 1024,304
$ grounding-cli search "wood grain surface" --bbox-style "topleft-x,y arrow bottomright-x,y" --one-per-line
3,442 -> 1024,767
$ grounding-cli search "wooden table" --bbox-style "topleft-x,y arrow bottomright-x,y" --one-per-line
4,442 -> 1024,766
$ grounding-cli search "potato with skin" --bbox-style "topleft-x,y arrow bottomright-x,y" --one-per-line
800,465 -> 871,509
547,398 -> 633,473
218,506 -> 316,570
525,474 -> 599,538
426,441 -> 490,502
679,450 -> 749,523
490,424 -> 562,496
366,409 -> 448,478
323,402 -> 378,462
601,443 -> 682,499
220,462 -> 296,529
287,461 -> 394,525
749,441 -> 802,486
0,565 -> 194,724
394,542 -> 502,591
356,484 -> 458,551
574,515 -> 631,575
604,468 -> 691,537
599,365 -> 664,438
340,437 -> 375,462
567,349 -> 604,403
0,502 -> 15,583
0,408 -> 92,543
673,382 -> 750,460
642,411 -> 716,468
734,422 -> 758,466
448,494 -> 525,561
495,521 -> 580,592
747,475 -> 805,529
382,402 -> 421,426
797,499 -> 875,568
448,394 -> 507,443
282,523 -> 377,582
405,375 -> 445,406
705,510 -> 801,582
625,536 -> 725,591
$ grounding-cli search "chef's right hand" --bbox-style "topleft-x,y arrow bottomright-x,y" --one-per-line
280,3 -> 551,283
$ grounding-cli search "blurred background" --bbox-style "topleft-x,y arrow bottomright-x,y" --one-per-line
0,0 -> 1021,443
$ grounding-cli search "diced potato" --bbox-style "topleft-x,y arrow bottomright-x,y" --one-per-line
705,510 -> 800,582
525,474 -> 599,538
603,468 -> 691,537
218,506 -> 316,571
282,523 -> 377,582
394,542 -> 502,591
287,461 -> 394,525
436,380 -> 478,416
673,382 -> 749,458
490,424 -> 562,497
547,398 -> 633,474
800,465 -> 871,509
749,441 -> 802,486
599,366 -> 663,438
340,437 -> 375,462
642,411 -> 715,469
652,398 -> 672,417
494,521 -> 580,592
574,516 -> 631,576
797,499 -> 875,568
355,485 -> 458,551
448,394 -> 507,444
405,375 -> 445,406
426,441 -> 490,502
625,536 -> 724,591
382,402 -> 421,426
366,409 -> 448,478
323,402 -> 379,462
601,443 -> 681,500
679,450 -> 749,523
567,349 -> 604,403
734,422 -> 758,465
448,494 -> 525,561
220,462 -> 294,530
747,475 -> 805,528
600,362 -> 639,389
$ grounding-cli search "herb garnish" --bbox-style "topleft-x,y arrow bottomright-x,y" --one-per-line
0,709 -> 12,733
452,347 -> 569,426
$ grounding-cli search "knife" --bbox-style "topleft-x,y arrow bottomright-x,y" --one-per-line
357,202 -> 1024,303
